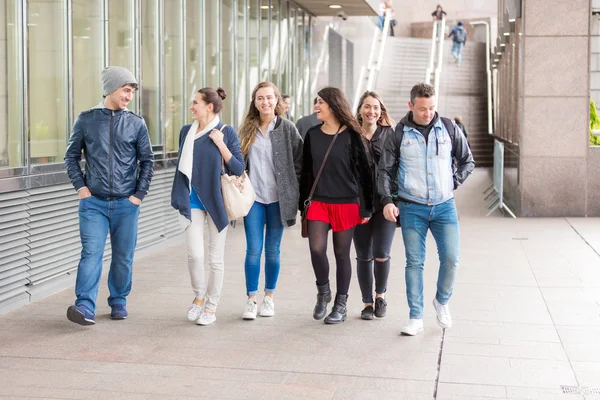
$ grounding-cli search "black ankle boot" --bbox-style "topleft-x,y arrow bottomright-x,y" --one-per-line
313,282 -> 332,320
324,294 -> 348,324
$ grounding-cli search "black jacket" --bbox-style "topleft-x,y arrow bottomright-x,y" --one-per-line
65,104 -> 154,200
364,125 -> 394,213
299,126 -> 373,218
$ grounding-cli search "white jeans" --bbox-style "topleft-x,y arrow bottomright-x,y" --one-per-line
186,209 -> 228,313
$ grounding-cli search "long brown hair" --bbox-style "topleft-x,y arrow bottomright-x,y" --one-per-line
355,91 -> 394,127
317,87 -> 363,135
239,82 -> 285,156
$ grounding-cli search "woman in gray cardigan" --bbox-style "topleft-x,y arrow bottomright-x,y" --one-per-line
238,81 -> 303,320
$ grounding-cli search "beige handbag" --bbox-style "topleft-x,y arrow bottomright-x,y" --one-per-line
218,125 -> 256,220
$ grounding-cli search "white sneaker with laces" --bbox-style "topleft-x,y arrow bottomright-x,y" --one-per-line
242,300 -> 257,320
259,297 -> 275,317
197,313 -> 216,326
186,303 -> 203,322
401,319 -> 424,336
433,298 -> 452,328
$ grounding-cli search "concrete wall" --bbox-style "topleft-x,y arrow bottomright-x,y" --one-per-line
390,0 -> 498,40
518,0 -> 591,216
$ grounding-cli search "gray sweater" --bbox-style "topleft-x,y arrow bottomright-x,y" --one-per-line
246,117 -> 303,227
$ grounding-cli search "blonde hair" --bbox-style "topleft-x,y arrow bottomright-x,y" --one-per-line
239,82 -> 285,156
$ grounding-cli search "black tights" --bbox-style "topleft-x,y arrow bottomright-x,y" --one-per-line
307,220 -> 355,295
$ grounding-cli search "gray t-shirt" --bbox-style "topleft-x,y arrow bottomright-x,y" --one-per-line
248,118 -> 279,204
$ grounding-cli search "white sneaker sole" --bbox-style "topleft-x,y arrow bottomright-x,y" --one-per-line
433,299 -> 452,329
401,327 -> 424,336
259,310 -> 274,317
197,316 -> 216,326
242,313 -> 257,320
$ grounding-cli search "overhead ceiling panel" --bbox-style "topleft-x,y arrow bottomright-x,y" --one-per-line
291,0 -> 378,16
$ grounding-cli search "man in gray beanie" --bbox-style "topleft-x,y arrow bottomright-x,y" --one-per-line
64,66 -> 154,326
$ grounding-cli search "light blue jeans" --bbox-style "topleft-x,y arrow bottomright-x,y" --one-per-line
75,196 -> 140,313
398,198 -> 460,319
243,201 -> 285,296
451,42 -> 464,65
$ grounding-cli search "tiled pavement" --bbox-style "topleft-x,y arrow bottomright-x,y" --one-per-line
1,169 -> 600,400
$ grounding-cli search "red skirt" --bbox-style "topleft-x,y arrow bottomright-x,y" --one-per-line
306,200 -> 362,232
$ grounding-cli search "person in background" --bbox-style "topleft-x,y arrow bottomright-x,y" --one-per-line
454,116 -> 468,139
64,66 -> 154,326
295,98 -> 320,139
353,91 -> 397,321
238,82 -> 303,321
171,87 -> 245,326
432,4 -> 447,20
299,86 -> 373,325
449,21 -> 467,66
281,94 -> 293,121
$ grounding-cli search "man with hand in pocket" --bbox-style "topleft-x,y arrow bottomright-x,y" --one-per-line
64,66 -> 154,326
378,83 -> 474,336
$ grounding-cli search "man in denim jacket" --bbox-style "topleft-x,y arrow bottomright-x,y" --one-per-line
378,83 -> 474,335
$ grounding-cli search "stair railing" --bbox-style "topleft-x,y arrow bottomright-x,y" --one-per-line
425,18 -> 446,107
352,9 -> 392,111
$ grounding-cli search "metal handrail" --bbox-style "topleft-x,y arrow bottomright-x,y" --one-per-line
352,9 -> 392,111
433,18 -> 446,106
425,21 -> 438,84
470,20 -> 493,135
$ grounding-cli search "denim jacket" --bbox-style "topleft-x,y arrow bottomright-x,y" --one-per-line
378,112 -> 475,206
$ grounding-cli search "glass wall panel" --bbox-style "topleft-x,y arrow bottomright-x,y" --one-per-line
279,0 -> 288,95
108,0 -> 136,113
294,10 -> 305,118
269,0 -> 279,87
141,0 -> 160,146
28,0 -> 67,164
73,0 -> 104,117
248,0 -> 260,94
259,0 -> 269,81
221,0 -> 234,124
1,0 -> 23,168
236,0 -> 248,126
185,0 -> 203,121
205,0 -> 219,88
164,0 -> 183,152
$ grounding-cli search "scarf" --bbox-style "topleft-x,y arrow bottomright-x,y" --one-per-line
178,115 -> 220,188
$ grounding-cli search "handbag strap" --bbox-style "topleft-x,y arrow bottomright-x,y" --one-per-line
217,124 -> 228,173
305,125 -> 342,207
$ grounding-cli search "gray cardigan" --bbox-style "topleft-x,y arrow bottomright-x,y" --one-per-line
246,117 -> 303,227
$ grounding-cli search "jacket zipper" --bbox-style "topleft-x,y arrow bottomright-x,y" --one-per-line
109,111 -> 114,198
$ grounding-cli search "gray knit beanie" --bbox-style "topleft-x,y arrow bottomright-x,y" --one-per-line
101,66 -> 138,96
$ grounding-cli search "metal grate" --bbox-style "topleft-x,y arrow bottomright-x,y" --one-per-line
561,386 -> 600,395
0,168 -> 181,314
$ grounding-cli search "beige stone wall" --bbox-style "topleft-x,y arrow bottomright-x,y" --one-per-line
518,0 -> 590,216
388,0 -> 498,40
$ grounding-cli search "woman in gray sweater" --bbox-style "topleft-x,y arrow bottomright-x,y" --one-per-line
238,81 -> 303,320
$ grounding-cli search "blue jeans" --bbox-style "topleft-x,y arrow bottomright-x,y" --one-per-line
243,201 -> 285,296
398,198 -> 460,319
75,196 -> 140,313
451,42 -> 464,65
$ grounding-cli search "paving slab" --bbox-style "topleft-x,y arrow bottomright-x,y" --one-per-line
1,169 -> 600,399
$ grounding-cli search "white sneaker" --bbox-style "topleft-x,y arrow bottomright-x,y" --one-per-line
401,319 -> 424,336
242,300 -> 257,320
259,297 -> 275,317
433,298 -> 452,328
186,303 -> 203,322
197,313 -> 216,326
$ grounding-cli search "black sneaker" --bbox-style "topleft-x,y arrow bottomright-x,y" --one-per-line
374,297 -> 387,318
361,305 -> 374,320
66,305 -> 96,326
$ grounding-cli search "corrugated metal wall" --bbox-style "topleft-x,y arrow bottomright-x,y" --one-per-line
0,168 -> 180,314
